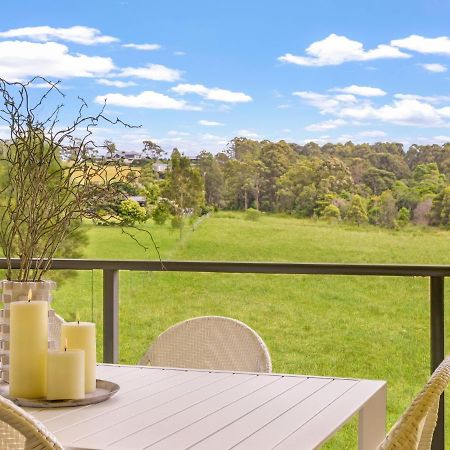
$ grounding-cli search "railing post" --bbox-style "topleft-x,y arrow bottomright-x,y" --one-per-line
431,276 -> 445,450
103,269 -> 119,364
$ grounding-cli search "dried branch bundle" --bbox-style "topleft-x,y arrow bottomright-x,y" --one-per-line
0,77 -> 156,281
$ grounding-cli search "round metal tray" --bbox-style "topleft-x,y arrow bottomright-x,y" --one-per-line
0,379 -> 119,408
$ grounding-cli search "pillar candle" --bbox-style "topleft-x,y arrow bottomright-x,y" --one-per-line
47,349 -> 85,400
10,300 -> 48,398
60,322 -> 96,393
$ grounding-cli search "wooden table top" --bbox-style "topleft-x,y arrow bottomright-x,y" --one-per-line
26,364 -> 386,450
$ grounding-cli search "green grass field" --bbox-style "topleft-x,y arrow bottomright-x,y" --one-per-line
50,213 -> 450,448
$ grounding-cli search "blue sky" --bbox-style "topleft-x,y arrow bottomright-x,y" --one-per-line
1,0 -> 450,155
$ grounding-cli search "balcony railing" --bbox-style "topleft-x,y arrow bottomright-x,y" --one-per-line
0,258 -> 448,449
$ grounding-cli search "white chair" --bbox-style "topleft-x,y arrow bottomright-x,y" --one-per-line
377,357 -> 450,450
0,394 -> 64,449
139,316 -> 272,373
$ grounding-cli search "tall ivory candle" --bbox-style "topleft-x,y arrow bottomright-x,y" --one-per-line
61,322 -> 96,393
10,299 -> 48,398
47,348 -> 85,400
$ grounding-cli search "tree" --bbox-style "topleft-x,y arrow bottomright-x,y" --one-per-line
0,77 -> 152,281
162,149 -> 204,238
259,140 -> 297,211
151,198 -> 174,225
430,186 -> 450,226
345,195 -> 368,225
198,151 -> 225,207
104,140 -> 117,159
143,140 -> 165,161
378,190 -> 397,228
362,168 -> 396,195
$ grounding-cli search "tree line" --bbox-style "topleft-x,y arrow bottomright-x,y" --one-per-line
113,138 -> 450,230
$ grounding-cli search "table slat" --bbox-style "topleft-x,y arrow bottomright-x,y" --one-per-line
233,379 -> 358,449
190,377 -> 330,449
274,380 -> 386,449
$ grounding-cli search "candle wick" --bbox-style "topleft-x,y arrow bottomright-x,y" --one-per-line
77,320 -> 80,325
64,347 -> 67,352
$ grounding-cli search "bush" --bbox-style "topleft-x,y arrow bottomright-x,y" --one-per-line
118,199 -> 148,226
345,195 -> 368,225
171,215 -> 184,229
152,199 -> 171,225
322,204 -> 341,222
245,208 -> 261,221
397,207 -> 411,226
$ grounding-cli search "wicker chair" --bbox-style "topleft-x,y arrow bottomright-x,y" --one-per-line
0,394 -> 64,449
377,357 -> 450,450
139,316 -> 272,373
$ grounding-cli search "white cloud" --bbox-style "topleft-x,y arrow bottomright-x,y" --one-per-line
122,43 -> 161,51
117,64 -> 181,82
432,135 -> 450,143
294,89 -> 450,127
394,93 -> 450,104
305,119 -> 346,131
293,91 -> 357,113
331,85 -> 387,97
97,79 -> 137,88
172,84 -> 252,103
94,91 -> 201,110
340,98 -> 448,126
0,40 -> 114,80
237,129 -> 260,138
278,34 -> 410,67
174,51 -> 186,56
358,130 -> 387,138
0,26 -> 118,45
199,120 -> 224,126
421,63 -> 447,73
392,35 -> 450,55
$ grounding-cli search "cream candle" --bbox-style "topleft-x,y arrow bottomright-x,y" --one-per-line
9,292 -> 48,398
61,321 -> 96,393
47,347 -> 85,400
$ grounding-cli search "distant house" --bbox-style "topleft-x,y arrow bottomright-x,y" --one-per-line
127,196 -> 147,207
153,162 -> 168,173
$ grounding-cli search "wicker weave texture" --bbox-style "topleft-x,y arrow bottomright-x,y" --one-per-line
0,394 -> 63,449
377,357 -> 450,450
140,316 -> 272,373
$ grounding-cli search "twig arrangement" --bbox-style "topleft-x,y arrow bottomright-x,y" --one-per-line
0,77 -> 159,281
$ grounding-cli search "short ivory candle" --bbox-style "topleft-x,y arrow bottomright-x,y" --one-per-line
61,322 -> 96,393
47,348 -> 85,400
10,299 -> 48,398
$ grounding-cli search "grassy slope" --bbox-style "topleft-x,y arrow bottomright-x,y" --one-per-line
52,213 -> 450,448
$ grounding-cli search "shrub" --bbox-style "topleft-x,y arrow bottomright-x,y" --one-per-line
171,215 -> 184,229
345,195 -> 368,225
152,199 -> 171,225
246,208 -> 261,221
397,207 -> 411,226
322,204 -> 341,222
118,199 -> 148,226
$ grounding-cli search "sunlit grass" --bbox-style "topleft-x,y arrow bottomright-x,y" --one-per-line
51,212 -> 450,448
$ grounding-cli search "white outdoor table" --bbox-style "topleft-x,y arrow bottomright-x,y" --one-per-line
27,364 -> 386,450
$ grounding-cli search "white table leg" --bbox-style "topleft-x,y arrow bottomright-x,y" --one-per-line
358,385 -> 387,450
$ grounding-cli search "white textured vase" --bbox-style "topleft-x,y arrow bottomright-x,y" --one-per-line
0,280 -> 59,383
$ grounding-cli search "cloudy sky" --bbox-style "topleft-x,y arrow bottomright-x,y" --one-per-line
1,0 -> 450,155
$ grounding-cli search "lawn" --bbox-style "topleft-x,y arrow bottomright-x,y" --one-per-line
51,212 -> 450,448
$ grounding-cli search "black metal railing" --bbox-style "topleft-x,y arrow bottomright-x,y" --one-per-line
1,258 -> 448,449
